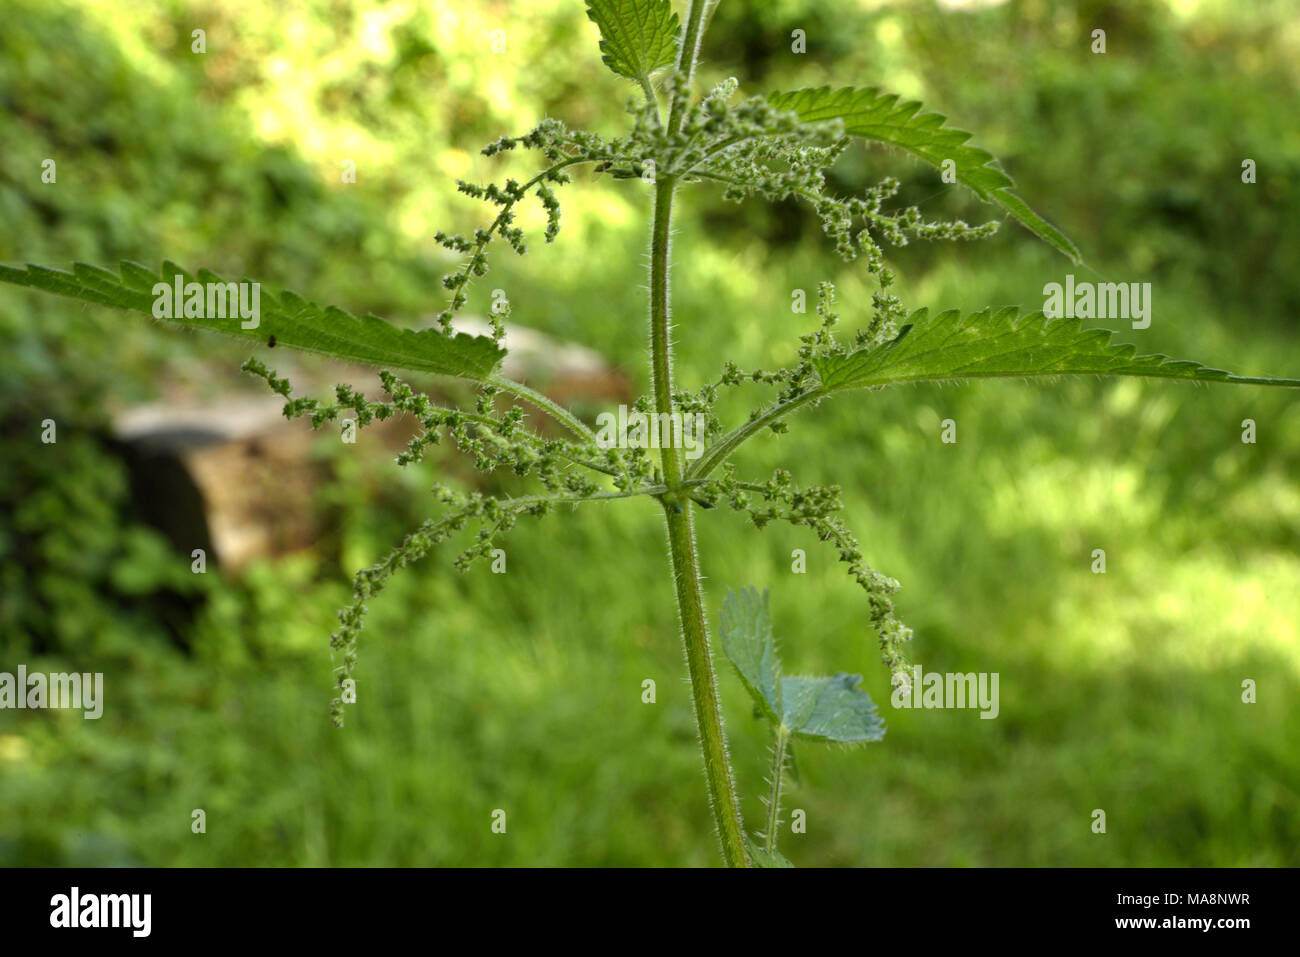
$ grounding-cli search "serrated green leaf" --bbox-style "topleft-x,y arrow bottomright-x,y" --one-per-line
719,587 -> 782,723
814,307 -> 1300,391
780,673 -> 885,744
585,0 -> 680,88
767,86 -> 1083,264
0,260 -> 505,379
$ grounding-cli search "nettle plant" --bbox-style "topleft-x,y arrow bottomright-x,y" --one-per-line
6,1 -> 1298,866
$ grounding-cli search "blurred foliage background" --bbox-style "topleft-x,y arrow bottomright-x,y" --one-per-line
1,0 -> 1298,866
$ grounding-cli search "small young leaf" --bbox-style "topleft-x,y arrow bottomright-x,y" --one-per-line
0,260 -> 505,380
720,588 -> 886,744
585,0 -> 680,89
781,673 -> 885,744
719,587 -> 782,723
767,86 -> 1083,264
814,307 -> 1300,392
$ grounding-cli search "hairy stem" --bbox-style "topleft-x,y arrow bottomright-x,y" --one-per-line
639,76 -> 661,124
669,0 -> 710,136
765,725 -> 789,854
488,374 -> 599,445
689,388 -> 825,480
651,166 -> 748,866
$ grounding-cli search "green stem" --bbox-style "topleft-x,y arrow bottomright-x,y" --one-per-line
669,0 -> 709,136
688,388 -> 824,480
488,374 -> 599,445
500,486 -> 670,509
650,169 -> 749,867
639,76 -> 662,123
765,725 -> 789,854
646,0 -> 747,869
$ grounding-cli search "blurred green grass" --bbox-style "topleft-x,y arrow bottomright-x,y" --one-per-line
1,0 -> 1298,866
